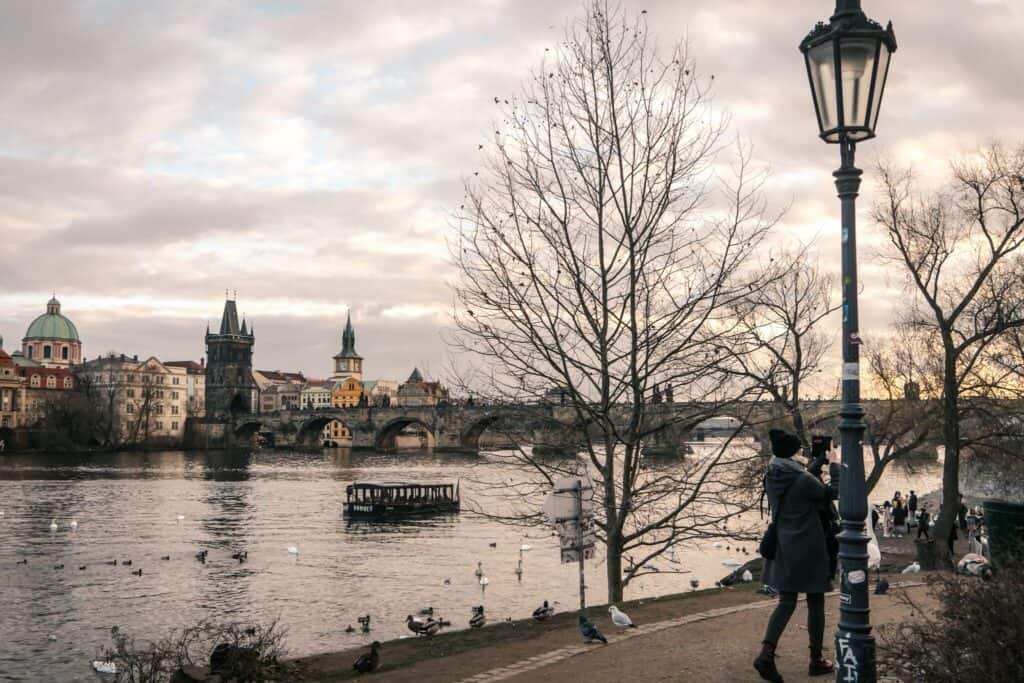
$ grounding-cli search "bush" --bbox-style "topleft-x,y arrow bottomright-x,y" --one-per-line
878,565 -> 1024,682
98,619 -> 292,682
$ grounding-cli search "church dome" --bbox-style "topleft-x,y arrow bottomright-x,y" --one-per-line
24,297 -> 80,341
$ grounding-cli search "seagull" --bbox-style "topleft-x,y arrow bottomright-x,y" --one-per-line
287,545 -> 299,555
741,569 -> 753,582
475,561 -> 484,578
608,605 -> 636,629
352,641 -> 380,674
70,519 -> 78,530
901,561 -> 921,574
579,614 -> 607,644
533,600 -> 556,621
49,519 -> 58,532
470,605 -> 486,628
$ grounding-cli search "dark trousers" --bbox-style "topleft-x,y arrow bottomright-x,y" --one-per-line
763,592 -> 825,657
917,524 -> 931,540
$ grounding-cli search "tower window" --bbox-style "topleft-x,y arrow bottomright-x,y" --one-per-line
27,346 -> 33,359
43,346 -> 52,359
62,347 -> 69,360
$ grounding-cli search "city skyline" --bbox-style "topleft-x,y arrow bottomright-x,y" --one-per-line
1,0 -> 1022,382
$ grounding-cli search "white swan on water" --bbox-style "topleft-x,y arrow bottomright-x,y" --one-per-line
49,519 -> 58,532
92,660 -> 117,674
287,545 -> 299,555
721,559 -> 742,567
176,515 -> 185,522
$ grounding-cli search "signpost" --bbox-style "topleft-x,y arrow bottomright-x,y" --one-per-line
544,475 -> 595,610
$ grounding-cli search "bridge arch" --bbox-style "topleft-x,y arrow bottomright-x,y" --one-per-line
234,421 -> 265,446
297,415 -> 352,447
459,413 -> 514,451
374,417 -> 435,451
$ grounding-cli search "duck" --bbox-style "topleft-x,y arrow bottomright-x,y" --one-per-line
421,619 -> 441,636
488,542 -> 497,548
131,568 -> 142,576
418,607 -> 434,617
344,625 -> 356,633
352,641 -> 380,674
106,559 -> 117,566
160,556 -> 171,561
69,519 -> 78,530
49,519 -> 58,532
53,564 -> 64,570
78,565 -> 87,571
475,561 -> 483,578
514,560 -> 523,578
406,615 -> 427,635
16,558 -> 28,565
442,578 -> 451,586
520,544 -> 531,552
176,514 -> 185,522
533,600 -> 556,621
121,560 -> 132,566
690,578 -> 700,590
469,606 -> 486,628
358,615 -> 371,633
231,551 -> 248,562
195,550 -> 208,563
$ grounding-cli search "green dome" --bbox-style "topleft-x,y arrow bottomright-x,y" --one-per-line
25,312 -> 80,341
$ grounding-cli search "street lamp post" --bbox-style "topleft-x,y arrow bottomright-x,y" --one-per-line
800,2 -> 896,681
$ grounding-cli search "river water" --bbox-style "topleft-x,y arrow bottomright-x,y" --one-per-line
0,448 -> 940,681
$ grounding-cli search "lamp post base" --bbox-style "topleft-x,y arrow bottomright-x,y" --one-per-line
836,630 -> 877,683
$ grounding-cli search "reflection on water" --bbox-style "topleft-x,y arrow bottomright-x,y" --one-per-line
0,448 -> 941,681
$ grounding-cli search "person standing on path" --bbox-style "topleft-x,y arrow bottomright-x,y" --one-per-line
916,505 -> 932,540
958,496 -> 968,532
907,490 -> 918,528
753,429 -> 840,682
892,501 -> 908,537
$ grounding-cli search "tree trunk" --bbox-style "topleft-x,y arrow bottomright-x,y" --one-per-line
606,531 -> 623,603
935,349 -> 960,567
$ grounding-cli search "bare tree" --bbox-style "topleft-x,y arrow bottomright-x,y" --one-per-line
449,1 -> 780,601
721,245 -> 839,445
874,143 -> 1024,564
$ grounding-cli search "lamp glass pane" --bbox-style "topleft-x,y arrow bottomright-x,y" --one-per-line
870,44 -> 892,132
839,37 -> 878,130
807,41 -> 838,133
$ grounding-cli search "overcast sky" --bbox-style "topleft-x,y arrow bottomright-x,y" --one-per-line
1,0 -> 1021,387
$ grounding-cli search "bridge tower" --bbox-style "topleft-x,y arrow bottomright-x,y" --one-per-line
205,297 -> 255,420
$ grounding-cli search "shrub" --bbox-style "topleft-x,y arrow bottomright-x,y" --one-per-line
878,565 -> 1024,682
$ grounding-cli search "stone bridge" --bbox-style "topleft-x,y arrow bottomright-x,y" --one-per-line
220,399 -> 876,453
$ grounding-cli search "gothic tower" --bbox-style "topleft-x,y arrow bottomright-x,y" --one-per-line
205,298 -> 255,420
331,311 -> 363,382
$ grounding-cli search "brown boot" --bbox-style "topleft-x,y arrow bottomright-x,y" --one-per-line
753,642 -> 784,683
808,656 -> 834,676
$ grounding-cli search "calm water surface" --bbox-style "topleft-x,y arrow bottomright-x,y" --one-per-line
0,448 -> 940,681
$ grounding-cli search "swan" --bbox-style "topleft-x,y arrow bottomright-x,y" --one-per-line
49,519 -> 58,532
92,661 -> 117,674
70,519 -> 78,530
520,544 -> 531,552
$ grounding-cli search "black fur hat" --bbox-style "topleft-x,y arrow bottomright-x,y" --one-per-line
768,429 -> 802,459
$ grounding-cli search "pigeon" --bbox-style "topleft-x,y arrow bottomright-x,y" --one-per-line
533,600 -> 556,621
352,641 -> 380,674
874,577 -> 890,595
741,569 -> 753,582
579,614 -> 607,644
608,605 -> 636,629
690,579 -> 700,590
470,605 -> 486,628
901,561 -> 921,574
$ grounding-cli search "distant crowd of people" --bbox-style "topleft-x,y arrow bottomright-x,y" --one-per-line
871,490 -> 986,557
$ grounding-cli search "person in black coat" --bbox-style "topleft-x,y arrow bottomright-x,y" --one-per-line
754,429 -> 840,682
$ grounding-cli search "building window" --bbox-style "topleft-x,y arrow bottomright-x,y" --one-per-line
63,377 -> 73,389
156,421 -> 163,430
126,403 -> 134,413
46,376 -> 56,389
171,405 -> 179,415
31,375 -> 40,387
156,405 -> 164,415
172,377 -> 180,385
26,346 -> 33,359
128,374 -> 135,382
62,347 -> 69,360
127,388 -> 135,398
172,421 -> 179,430
171,391 -> 179,399
43,345 -> 52,359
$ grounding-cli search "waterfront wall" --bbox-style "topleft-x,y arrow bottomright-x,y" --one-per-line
962,451 -> 1024,504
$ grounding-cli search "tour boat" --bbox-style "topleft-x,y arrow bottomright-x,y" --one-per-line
343,481 -> 460,518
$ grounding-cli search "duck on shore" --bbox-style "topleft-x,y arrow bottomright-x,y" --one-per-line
532,600 -> 556,621
469,606 -> 486,629
352,641 -> 380,674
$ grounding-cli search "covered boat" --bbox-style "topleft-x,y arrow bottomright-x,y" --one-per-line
343,481 -> 460,518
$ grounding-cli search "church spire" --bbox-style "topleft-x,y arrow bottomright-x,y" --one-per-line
219,298 -> 240,335
334,309 -> 361,359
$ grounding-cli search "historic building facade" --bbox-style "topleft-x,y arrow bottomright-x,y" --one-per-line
204,299 -> 256,420
164,360 -> 206,418
396,367 -> 449,407
76,354 -> 189,444
0,339 -> 27,430
21,297 -> 82,368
